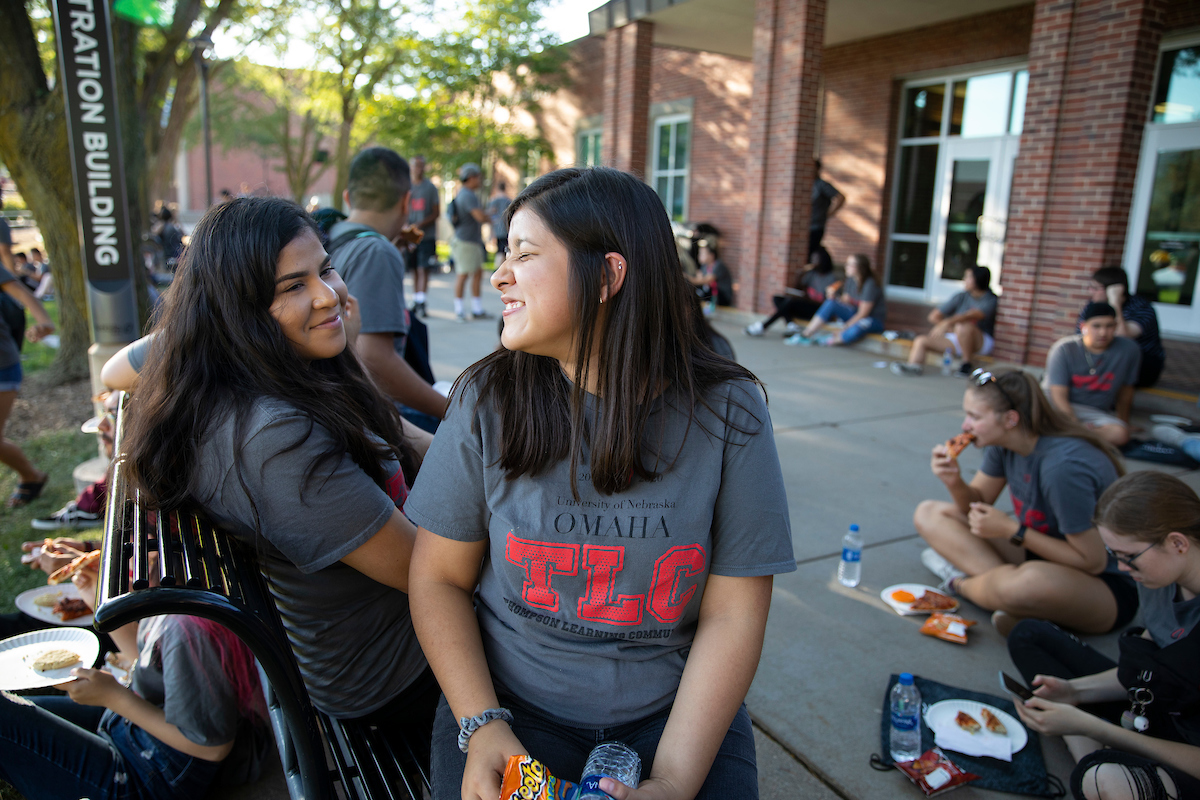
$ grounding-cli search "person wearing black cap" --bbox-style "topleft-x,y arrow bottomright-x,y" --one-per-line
1044,302 -> 1141,446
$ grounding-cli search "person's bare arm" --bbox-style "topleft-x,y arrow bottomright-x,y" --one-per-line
469,207 -> 489,223
101,334 -> 155,390
927,309 -> 946,325
2,279 -> 54,340
0,242 -> 14,274
418,199 -> 439,230
355,332 -> 448,419
339,507 -> 418,592
967,510 -> 1108,573
1048,385 -> 1076,421
1114,385 -> 1135,424
827,192 -> 845,218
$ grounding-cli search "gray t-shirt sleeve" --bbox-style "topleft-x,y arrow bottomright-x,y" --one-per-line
337,235 -> 409,340
709,383 -> 795,576
1045,339 -> 1072,388
406,388 -> 489,540
219,411 -> 396,573
1040,454 -> 1107,536
159,618 -> 240,746
124,335 -> 154,373
0,219 -> 11,247
938,292 -> 966,317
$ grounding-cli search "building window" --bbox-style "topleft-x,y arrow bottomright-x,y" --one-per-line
577,129 -> 602,167
652,115 -> 690,222
1153,46 -> 1200,125
886,67 -> 1027,298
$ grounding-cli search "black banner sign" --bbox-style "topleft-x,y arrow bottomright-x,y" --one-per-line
53,0 -> 140,343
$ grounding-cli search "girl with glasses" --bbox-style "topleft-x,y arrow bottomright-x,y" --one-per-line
405,168 -> 795,800
1006,471 -> 1200,800
913,370 -> 1136,636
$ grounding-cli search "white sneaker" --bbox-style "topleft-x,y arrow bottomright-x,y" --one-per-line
744,321 -> 765,337
784,322 -> 802,335
32,502 -> 102,530
1152,424 -> 1199,447
921,548 -> 966,589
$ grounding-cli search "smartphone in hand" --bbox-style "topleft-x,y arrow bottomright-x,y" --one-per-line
999,670 -> 1033,701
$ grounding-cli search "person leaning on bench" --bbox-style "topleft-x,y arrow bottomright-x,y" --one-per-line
892,266 -> 998,378
119,197 -> 439,774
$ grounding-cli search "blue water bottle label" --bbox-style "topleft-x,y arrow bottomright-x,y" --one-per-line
891,711 -> 918,731
578,775 -> 608,797
841,547 -> 861,563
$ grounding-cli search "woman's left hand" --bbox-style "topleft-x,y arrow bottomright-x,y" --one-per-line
1012,696 -> 1095,738
60,667 -> 128,708
599,775 -> 687,800
967,502 -> 1017,539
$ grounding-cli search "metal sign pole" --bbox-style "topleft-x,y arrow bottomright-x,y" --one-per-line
52,0 -> 141,348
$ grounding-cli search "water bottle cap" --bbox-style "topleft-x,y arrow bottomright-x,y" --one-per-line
849,524 -> 859,532
899,673 -> 914,685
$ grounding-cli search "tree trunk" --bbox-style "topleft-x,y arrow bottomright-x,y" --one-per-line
0,0 -> 90,384
332,94 -> 358,212
147,62 -> 199,205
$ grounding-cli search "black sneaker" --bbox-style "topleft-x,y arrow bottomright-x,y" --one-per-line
32,502 -> 102,530
954,362 -> 974,378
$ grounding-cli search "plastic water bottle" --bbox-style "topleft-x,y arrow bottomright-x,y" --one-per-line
941,350 -> 953,376
837,523 -> 862,587
577,742 -> 642,799
890,673 -> 923,763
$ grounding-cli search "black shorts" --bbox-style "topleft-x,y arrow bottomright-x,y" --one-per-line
404,237 -> 438,272
1099,570 -> 1140,631
1072,749 -> 1200,800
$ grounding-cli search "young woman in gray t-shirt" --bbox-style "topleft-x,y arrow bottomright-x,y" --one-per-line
407,168 -> 796,800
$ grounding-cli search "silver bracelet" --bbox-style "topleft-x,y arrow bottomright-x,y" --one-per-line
457,707 -> 514,753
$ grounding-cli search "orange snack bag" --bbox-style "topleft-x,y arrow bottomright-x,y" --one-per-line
919,612 -> 975,645
896,748 -> 980,796
500,754 -> 578,800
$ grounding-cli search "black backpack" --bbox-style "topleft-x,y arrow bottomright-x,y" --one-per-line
447,197 -> 460,227
0,293 -> 25,352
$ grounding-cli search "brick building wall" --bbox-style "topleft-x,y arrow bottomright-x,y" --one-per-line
820,5 -> 1035,273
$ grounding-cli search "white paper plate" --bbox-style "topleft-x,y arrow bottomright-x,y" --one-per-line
1150,414 -> 1193,427
15,584 -> 94,628
880,583 -> 959,616
0,628 -> 100,690
925,699 -> 1027,754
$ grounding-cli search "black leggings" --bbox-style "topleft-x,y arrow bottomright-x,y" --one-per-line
1007,619 -> 1127,723
761,296 -> 822,330
1072,749 -> 1200,800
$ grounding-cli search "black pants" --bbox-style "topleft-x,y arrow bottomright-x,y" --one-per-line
1137,354 -> 1165,389
1007,619 -> 1127,724
1072,749 -> 1200,800
808,228 -> 823,260
762,295 -> 822,330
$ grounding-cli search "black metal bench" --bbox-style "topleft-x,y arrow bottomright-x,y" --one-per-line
94,392 -> 431,800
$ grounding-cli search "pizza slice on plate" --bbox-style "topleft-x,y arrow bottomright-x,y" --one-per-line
980,708 -> 1007,735
955,711 -> 981,734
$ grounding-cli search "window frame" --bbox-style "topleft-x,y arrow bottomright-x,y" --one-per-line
650,113 -> 692,223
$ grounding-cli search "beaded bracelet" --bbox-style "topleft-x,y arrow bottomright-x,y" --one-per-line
458,707 -> 514,753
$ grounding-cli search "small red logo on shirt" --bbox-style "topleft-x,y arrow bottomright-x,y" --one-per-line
1172,627 -> 1185,640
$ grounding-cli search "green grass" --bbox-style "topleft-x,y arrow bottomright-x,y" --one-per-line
17,297 -> 59,377
0,429 -> 101,614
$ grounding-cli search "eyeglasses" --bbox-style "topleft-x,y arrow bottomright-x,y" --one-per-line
1105,536 -> 1167,568
969,368 -> 1017,410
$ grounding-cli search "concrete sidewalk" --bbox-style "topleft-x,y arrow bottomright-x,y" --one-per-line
239,273 -> 1198,800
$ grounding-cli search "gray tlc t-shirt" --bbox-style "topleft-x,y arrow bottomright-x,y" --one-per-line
453,187 -> 483,244
407,179 -> 440,236
844,276 -> 887,325
980,436 -> 1125,577
938,290 -> 999,337
405,378 -> 796,727
1044,335 -> 1142,411
328,222 -> 409,358
193,399 -> 426,717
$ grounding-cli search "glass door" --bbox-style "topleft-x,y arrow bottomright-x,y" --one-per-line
930,137 -> 1017,300
1124,121 -> 1200,337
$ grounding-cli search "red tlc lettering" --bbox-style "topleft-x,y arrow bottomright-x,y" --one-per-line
506,534 -> 578,612
577,545 -> 644,625
648,545 -> 706,624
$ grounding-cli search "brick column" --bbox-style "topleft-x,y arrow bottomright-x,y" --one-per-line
739,0 -> 826,314
601,20 -> 653,176
995,0 -> 1165,366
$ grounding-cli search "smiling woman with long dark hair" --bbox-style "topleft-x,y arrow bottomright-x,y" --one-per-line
121,196 -> 437,767
405,167 -> 796,800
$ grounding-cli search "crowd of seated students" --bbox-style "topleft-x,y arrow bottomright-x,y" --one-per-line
911,363 -> 1198,799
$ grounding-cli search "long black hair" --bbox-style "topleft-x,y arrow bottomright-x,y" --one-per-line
123,197 -> 412,511
457,167 -> 761,498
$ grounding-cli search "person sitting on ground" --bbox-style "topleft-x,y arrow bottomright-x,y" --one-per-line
1007,471 -> 1200,800
1078,266 -> 1165,389
892,266 -> 998,377
0,555 -> 271,800
745,246 -> 837,337
1044,302 -> 1141,448
914,369 -> 1135,637
684,238 -> 733,308
788,253 -> 885,346
122,196 -> 438,771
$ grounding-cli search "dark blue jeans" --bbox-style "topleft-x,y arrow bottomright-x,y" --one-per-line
430,692 -> 757,800
813,299 -> 885,344
0,693 -> 219,800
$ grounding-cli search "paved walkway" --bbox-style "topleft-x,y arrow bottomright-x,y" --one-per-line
242,272 -> 1200,799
